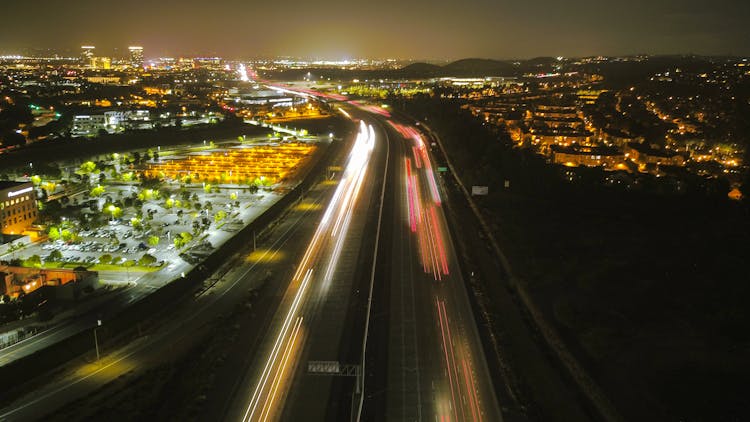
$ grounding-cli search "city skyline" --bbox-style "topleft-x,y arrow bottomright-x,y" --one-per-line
1,0 -> 748,60
1,2 -> 748,421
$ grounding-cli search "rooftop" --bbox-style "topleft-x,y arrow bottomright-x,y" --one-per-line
0,181 -> 29,191
551,144 -> 622,156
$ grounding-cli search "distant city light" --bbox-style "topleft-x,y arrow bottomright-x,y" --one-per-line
238,63 -> 250,82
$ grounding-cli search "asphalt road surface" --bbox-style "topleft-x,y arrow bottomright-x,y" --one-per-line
0,139 -> 352,421
359,112 -> 503,422
221,119 -> 383,422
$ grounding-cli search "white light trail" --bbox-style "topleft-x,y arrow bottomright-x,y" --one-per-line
243,119 -> 376,421
238,63 -> 250,82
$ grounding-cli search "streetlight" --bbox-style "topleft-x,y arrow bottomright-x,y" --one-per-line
94,319 -> 102,360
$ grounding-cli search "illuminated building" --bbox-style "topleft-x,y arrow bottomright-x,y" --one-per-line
80,45 -> 95,66
71,112 -> 130,136
90,56 -> 111,70
193,57 -> 224,70
550,145 -> 626,170
129,46 -> 144,68
0,181 -> 37,235
624,142 -> 686,168
0,265 -> 98,299
71,114 -> 106,137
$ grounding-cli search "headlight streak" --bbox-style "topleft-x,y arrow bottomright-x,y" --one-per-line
244,269 -> 313,422
243,120 -> 375,422
390,117 -> 492,421
437,299 -> 483,422
259,316 -> 304,422
412,145 -> 423,169
437,299 -> 460,422
404,147 -> 449,280
405,158 -> 420,233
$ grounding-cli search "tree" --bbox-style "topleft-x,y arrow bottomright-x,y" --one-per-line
24,255 -> 42,268
42,181 -> 56,194
90,184 -> 106,197
78,161 -> 97,174
138,254 -> 157,266
99,254 -> 112,264
48,226 -> 61,241
60,229 -> 74,242
165,198 -> 174,209
130,217 -> 142,229
104,204 -> 122,220
214,210 -> 227,223
147,236 -> 160,247
48,249 -> 63,262
173,231 -> 193,249
138,188 -> 157,201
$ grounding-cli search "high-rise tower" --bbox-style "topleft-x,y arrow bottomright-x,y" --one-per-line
129,46 -> 144,68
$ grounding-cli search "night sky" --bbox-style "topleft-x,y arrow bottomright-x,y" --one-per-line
1,0 -> 748,60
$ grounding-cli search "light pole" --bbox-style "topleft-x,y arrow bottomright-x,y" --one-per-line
94,319 -> 102,360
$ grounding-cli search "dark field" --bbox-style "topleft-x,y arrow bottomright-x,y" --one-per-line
407,98 -> 750,422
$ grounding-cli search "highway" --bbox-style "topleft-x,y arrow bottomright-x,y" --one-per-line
363,114 -> 503,421
221,120 -> 381,422
229,100 -> 503,421
0,97 -> 504,421
0,130 -> 353,421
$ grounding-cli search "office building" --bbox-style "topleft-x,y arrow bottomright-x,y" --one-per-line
0,181 -> 37,235
129,46 -> 144,68
81,45 -> 95,66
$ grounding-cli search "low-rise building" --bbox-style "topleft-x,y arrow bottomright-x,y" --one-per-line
71,114 -> 106,137
0,181 -> 37,235
624,142 -> 686,168
0,266 -> 98,299
551,145 -> 626,170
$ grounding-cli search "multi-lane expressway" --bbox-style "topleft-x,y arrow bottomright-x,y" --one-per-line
222,120 -> 379,422
359,114 -> 503,422
0,99 -> 504,422
221,103 -> 503,421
